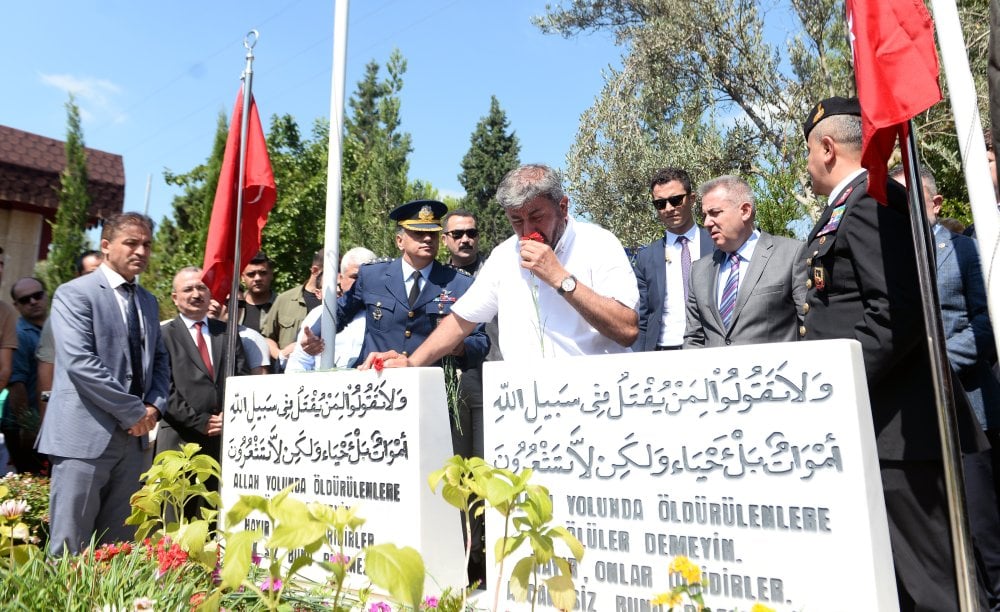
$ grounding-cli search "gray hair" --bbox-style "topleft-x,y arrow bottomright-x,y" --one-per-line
699,175 -> 755,210
810,114 -> 862,151
888,164 -> 938,198
341,247 -> 377,270
495,164 -> 565,210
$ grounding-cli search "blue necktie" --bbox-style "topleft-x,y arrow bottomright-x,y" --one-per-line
719,253 -> 740,328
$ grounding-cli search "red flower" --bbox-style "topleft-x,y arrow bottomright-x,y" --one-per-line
523,231 -> 546,244
372,356 -> 384,373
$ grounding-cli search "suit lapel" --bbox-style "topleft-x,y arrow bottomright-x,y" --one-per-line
210,323 -> 225,382
732,234 -> 773,322
934,227 -> 954,271
97,278 -> 132,362
413,262 -> 446,309
653,238 -> 667,308
384,259 -> 410,306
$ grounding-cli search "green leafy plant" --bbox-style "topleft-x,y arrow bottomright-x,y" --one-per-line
430,456 -> 584,612
651,556 -> 779,612
126,442 -> 221,570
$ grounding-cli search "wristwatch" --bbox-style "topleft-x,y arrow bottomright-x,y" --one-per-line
557,275 -> 577,295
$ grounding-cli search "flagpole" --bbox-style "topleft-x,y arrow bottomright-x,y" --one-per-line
902,124 -> 980,610
223,30 -> 258,379
928,0 -> 1000,364
320,0 -> 350,370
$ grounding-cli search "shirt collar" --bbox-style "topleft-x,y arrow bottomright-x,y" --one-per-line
828,168 -> 867,205
400,259 -> 432,281
666,224 -> 698,246
178,313 -> 209,329
100,262 -> 134,289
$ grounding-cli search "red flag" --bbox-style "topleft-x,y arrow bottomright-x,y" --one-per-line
201,87 -> 276,302
846,0 -> 942,203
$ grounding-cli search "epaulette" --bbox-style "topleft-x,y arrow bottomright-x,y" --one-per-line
445,264 -> 473,277
362,257 -> 394,266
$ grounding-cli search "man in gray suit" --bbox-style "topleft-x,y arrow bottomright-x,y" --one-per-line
38,212 -> 170,555
684,175 -> 805,348
633,168 -> 714,351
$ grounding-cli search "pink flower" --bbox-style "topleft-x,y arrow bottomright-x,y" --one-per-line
0,499 -> 28,520
369,603 -> 392,612
330,553 -> 351,566
251,551 -> 262,566
424,596 -> 440,608
260,576 -> 283,592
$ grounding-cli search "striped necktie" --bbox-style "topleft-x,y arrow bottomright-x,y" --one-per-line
719,253 -> 740,328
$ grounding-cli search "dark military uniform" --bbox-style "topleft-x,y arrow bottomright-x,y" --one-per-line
802,169 -> 989,610
336,258 -> 488,367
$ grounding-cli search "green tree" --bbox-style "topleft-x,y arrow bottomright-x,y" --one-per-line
535,0 -> 990,241
43,95 -> 92,290
458,96 -> 521,252
341,50 -> 413,257
144,111 -> 228,316
261,115 -> 329,290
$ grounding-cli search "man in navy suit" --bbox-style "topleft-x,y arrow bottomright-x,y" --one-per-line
336,200 -> 488,368
38,212 -> 170,555
633,167 -> 714,351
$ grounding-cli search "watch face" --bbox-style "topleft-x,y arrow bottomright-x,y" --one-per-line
561,276 -> 576,292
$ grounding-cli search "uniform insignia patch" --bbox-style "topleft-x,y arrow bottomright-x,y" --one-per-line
373,301 -> 383,321
813,267 -> 826,291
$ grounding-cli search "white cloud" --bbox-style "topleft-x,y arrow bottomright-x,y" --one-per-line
38,73 -> 127,124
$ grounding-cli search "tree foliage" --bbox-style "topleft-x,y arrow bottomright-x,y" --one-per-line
458,96 -> 521,253
340,50 -> 413,258
534,0 -> 989,243
260,115 -> 329,291
144,111 -> 228,317
43,95 -> 92,290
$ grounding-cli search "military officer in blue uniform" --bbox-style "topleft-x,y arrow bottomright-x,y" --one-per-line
336,199 -> 489,367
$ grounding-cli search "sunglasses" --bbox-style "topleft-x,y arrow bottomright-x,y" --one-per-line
15,290 -> 44,305
443,229 -> 479,239
652,193 -> 689,210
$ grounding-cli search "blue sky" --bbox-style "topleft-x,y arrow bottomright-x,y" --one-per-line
3,0 -> 622,227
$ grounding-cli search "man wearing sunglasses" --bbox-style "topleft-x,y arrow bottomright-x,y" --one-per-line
633,167 -> 714,351
2,277 -> 48,474
441,210 -> 485,276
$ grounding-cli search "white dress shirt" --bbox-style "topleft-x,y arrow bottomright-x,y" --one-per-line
451,217 -> 638,360
658,226 -> 706,347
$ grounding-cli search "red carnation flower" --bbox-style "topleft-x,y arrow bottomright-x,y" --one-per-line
523,231 -> 546,244
372,356 -> 385,373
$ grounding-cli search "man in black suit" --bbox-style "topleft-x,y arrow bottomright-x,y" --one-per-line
801,97 -> 988,610
158,267 -> 248,515
633,167 -> 714,351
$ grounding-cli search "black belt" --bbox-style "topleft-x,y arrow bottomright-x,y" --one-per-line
655,345 -> 682,351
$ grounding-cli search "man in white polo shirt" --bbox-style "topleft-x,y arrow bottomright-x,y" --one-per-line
361,163 -> 638,366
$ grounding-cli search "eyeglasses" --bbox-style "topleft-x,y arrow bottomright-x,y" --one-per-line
15,291 -> 44,305
443,229 -> 479,239
652,193 -> 689,210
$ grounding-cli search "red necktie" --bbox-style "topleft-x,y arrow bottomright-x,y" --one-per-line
194,321 -> 215,378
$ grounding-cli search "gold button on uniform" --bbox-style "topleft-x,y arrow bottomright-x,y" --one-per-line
402,351 -> 409,357
408,311 -> 415,319
819,236 -> 826,245
799,325 -> 807,337
806,257 -> 813,266
802,303 -> 810,314
404,330 -> 412,338
806,279 -> 813,289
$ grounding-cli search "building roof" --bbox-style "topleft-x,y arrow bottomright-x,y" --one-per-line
0,124 -> 124,222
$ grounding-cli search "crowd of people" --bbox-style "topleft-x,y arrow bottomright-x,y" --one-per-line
2,96 -> 1000,609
